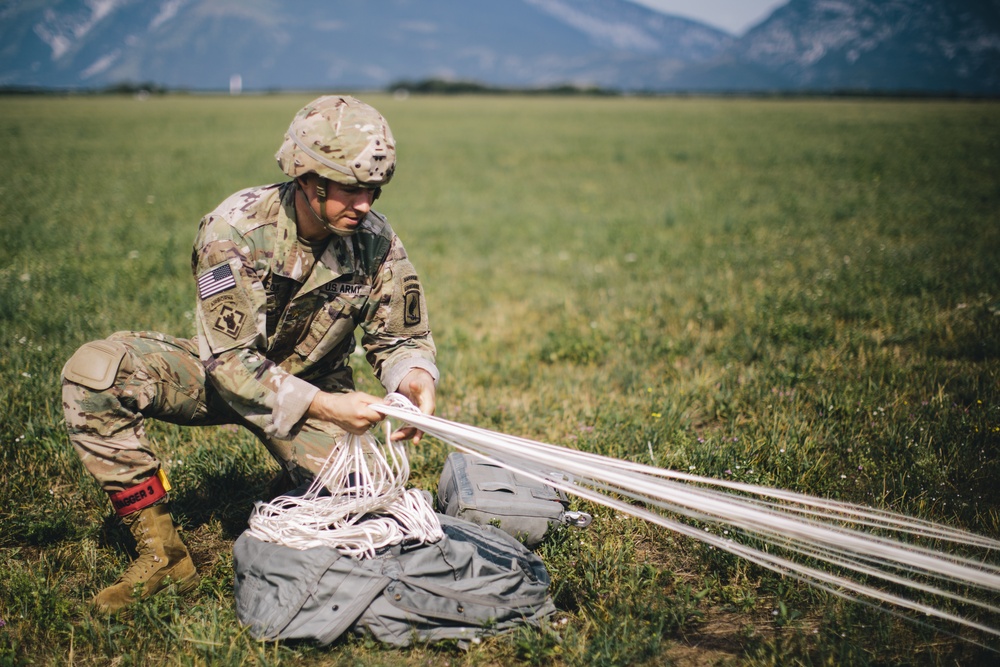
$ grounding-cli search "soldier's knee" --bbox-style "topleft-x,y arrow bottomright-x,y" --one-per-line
62,340 -> 129,392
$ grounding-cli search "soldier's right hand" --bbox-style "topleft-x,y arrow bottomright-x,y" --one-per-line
307,391 -> 384,434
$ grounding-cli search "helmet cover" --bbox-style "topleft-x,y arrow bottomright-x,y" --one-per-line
276,95 -> 395,187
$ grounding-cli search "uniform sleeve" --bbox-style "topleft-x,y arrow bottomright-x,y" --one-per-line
361,233 -> 439,393
192,215 -> 318,439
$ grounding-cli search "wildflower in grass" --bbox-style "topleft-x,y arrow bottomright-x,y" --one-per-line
651,412 -> 661,419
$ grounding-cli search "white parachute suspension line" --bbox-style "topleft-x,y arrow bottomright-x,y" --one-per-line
373,394 -> 1000,645
244,416 -> 443,559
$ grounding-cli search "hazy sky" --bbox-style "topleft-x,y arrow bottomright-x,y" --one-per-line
630,0 -> 787,35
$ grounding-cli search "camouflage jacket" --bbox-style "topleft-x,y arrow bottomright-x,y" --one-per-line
191,181 -> 437,439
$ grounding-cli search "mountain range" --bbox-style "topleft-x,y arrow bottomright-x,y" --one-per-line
1,0 -> 998,94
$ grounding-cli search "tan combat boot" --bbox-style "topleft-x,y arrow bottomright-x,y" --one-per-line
93,503 -> 199,613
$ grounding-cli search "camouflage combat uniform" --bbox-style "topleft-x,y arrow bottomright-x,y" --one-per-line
63,180 -> 437,492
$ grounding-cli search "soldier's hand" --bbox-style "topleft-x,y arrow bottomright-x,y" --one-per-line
391,369 -> 436,445
307,390 -> 384,435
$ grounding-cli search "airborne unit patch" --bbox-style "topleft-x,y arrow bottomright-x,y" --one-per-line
403,274 -> 421,326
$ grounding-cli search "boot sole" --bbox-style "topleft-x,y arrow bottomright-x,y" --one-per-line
173,571 -> 200,595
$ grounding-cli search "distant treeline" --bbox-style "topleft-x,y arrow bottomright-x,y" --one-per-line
386,79 -> 617,96
0,79 -> 617,97
0,78 -> 995,99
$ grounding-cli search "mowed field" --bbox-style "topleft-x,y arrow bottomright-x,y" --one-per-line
1,93 -> 998,666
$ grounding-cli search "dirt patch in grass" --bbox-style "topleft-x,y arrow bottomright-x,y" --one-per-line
665,607 -> 750,665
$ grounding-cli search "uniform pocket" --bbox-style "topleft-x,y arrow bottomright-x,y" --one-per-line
294,296 -> 361,363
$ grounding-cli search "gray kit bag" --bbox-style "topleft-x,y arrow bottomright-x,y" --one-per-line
233,513 -> 556,647
437,452 -> 590,548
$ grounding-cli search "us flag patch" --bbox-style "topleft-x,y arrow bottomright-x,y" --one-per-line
198,263 -> 236,299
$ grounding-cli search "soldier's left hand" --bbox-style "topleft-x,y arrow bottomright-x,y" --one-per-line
391,369 -> 436,444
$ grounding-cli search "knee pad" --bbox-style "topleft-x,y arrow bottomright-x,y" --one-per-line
62,340 -> 128,392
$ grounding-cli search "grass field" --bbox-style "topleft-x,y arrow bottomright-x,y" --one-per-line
1,92 -> 998,666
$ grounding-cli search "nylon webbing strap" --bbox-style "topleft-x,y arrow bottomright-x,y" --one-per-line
109,472 -> 167,516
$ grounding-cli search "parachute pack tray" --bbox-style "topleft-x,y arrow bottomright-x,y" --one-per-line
436,451 -> 589,548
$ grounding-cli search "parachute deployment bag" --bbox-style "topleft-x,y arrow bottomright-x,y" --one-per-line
233,513 -> 556,647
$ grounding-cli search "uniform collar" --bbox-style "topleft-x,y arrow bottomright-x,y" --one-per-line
273,182 -> 357,295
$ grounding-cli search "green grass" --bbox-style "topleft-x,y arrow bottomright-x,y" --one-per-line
1,93 -> 998,666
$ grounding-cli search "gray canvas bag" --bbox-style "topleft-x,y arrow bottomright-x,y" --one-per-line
437,452 -> 591,548
233,512 -> 556,647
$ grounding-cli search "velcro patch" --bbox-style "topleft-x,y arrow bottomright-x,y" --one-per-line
205,293 -> 250,341
385,260 -> 429,335
402,275 -> 421,326
198,262 -> 237,299
321,282 -> 372,298
197,260 -> 256,350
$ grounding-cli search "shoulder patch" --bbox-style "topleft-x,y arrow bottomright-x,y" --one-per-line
201,289 -> 253,344
196,258 -> 256,350
385,259 -> 429,335
197,262 -> 237,299
402,274 -> 422,326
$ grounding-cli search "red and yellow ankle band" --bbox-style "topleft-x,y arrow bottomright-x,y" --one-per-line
109,469 -> 171,516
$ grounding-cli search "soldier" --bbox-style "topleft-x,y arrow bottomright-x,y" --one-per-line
61,95 -> 438,613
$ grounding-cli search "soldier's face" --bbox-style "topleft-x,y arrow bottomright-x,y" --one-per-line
300,176 -> 376,238
325,181 -> 375,231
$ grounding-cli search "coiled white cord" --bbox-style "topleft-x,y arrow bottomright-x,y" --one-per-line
245,396 -> 442,559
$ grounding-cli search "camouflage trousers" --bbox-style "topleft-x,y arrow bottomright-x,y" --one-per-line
62,331 -> 345,494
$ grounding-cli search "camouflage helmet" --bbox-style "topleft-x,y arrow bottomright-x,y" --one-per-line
276,95 -> 395,187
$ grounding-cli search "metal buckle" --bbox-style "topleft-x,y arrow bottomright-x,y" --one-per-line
562,511 -> 593,528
